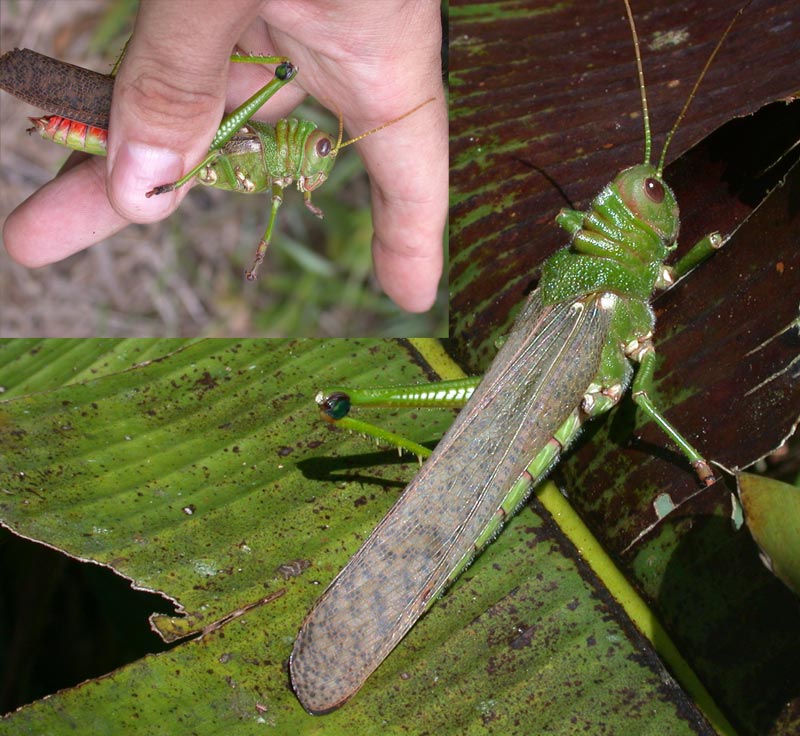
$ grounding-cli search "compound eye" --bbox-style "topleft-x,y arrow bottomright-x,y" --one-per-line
316,137 -> 332,157
644,177 -> 665,203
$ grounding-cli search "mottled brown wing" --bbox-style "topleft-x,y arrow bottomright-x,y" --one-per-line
0,48 -> 113,129
291,290 -> 615,713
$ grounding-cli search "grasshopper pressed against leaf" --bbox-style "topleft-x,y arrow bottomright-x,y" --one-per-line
290,0 -> 752,715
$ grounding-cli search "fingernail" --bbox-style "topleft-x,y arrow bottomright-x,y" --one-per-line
109,142 -> 185,220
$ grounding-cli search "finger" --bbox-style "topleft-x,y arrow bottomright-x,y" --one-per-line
367,91 -> 448,312
106,0 -> 263,222
355,87 -> 447,312
4,157 -> 130,267
316,2 -> 447,312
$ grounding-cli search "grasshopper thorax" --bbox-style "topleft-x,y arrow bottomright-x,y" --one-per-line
612,164 -> 679,244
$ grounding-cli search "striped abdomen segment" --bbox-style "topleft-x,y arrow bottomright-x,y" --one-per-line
28,115 -> 108,156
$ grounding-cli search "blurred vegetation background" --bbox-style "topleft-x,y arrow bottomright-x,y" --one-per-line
0,0 -> 448,336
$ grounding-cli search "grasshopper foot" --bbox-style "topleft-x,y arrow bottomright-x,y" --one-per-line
694,459 -> 716,486
245,239 -> 269,281
145,183 -> 176,198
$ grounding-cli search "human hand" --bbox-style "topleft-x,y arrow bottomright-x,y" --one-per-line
3,0 -> 446,313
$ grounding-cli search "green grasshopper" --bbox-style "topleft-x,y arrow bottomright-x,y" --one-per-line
289,0 -> 747,715
0,46 -> 430,280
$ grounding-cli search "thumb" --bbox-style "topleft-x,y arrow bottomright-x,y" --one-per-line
106,0 -> 263,222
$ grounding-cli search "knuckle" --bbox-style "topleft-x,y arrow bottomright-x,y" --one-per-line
121,68 -> 221,130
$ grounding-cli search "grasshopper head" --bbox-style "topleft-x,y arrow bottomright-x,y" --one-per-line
298,98 -> 434,193
300,130 -> 338,191
299,98 -> 437,196
614,163 -> 679,244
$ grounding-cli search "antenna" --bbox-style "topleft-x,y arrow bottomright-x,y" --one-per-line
622,0 -> 653,165
657,1 -> 752,174
332,98 -> 435,154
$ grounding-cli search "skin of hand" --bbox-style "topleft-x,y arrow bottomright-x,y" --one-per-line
3,0 -> 446,312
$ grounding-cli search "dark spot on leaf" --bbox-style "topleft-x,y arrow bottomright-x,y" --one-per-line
193,371 -> 219,392
509,627 -> 535,649
276,559 -> 311,579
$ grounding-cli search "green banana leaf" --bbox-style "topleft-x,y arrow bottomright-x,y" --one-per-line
0,339 -> 719,734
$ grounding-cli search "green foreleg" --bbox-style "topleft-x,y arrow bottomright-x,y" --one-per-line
304,191 -> 324,219
556,208 -> 585,236
666,232 -> 724,282
631,349 -> 714,483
